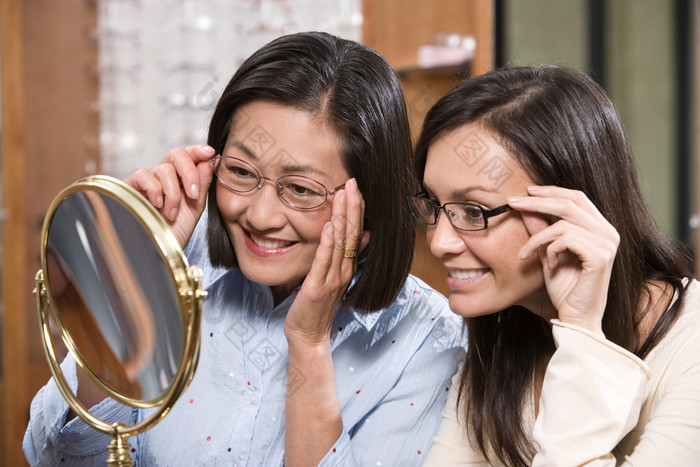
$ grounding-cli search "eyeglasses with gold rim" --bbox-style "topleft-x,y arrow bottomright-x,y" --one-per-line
210,155 -> 345,210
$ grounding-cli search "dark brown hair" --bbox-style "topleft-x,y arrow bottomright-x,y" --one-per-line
414,66 -> 694,465
205,32 -> 416,312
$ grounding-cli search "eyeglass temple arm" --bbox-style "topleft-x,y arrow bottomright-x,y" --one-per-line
485,204 -> 512,217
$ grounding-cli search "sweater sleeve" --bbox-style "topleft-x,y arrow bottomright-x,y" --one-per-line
426,312 -> 700,467
424,320 -> 650,467
532,320 -> 649,466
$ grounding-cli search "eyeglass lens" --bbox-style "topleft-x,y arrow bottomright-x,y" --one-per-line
214,156 -> 330,209
408,196 -> 488,231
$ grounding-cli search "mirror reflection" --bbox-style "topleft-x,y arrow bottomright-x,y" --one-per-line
45,189 -> 183,402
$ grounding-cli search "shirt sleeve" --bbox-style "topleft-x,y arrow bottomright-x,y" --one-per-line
23,353 -> 135,466
532,320 -> 649,466
318,304 -> 466,467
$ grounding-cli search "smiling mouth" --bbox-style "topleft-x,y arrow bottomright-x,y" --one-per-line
448,268 -> 489,280
247,231 -> 295,249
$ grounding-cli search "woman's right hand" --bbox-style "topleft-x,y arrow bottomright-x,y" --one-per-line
510,185 -> 619,336
124,144 -> 216,248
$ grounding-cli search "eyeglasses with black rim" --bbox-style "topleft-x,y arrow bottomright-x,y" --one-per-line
406,194 -> 512,231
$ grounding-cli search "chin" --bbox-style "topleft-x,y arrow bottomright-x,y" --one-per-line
241,268 -> 299,288
447,295 -> 501,319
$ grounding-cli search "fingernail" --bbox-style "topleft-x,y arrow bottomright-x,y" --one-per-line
155,196 -> 163,208
169,207 -> 178,220
191,183 -> 200,199
202,145 -> 215,154
527,186 -> 541,193
347,178 -> 357,190
507,196 -> 522,205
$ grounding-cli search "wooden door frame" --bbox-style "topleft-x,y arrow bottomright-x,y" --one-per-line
1,0 -> 30,464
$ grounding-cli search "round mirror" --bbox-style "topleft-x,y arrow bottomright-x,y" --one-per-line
34,175 -> 206,466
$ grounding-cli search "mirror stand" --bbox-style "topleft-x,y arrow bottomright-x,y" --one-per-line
33,175 -> 207,466
34,266 -> 205,467
105,427 -> 133,467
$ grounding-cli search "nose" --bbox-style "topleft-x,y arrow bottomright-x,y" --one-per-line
427,210 -> 466,258
245,179 -> 287,229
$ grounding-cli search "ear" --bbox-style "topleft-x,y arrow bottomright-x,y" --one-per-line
359,230 -> 371,252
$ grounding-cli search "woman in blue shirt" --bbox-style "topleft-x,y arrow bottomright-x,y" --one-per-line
24,32 -> 465,466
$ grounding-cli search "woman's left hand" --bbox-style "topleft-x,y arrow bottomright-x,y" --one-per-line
284,178 -> 367,347
283,178 -> 367,465
509,185 -> 620,336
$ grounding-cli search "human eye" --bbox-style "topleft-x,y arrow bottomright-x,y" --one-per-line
463,204 -> 484,220
223,159 -> 256,180
281,177 -> 323,198
289,184 -> 317,197
449,203 -> 485,227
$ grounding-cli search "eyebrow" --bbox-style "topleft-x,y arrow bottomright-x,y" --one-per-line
228,140 -> 330,178
422,183 -> 499,198
229,141 -> 258,160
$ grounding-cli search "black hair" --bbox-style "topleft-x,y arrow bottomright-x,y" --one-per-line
206,32 -> 416,312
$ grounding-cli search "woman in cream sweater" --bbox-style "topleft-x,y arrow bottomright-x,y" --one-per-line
408,66 -> 700,466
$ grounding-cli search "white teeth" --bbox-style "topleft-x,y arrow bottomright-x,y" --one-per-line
449,268 -> 488,280
250,233 -> 292,249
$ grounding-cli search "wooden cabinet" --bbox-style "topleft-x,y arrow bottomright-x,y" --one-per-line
363,0 -> 494,296
1,1 -> 99,465
0,1 -> 493,465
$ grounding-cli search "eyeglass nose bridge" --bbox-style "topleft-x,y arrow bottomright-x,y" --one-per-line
433,204 -> 456,225
254,175 -> 274,190
255,176 -> 292,205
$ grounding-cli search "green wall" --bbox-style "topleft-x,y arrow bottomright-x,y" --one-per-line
503,0 -> 678,237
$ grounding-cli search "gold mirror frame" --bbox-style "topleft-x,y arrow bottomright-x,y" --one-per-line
33,175 -> 206,466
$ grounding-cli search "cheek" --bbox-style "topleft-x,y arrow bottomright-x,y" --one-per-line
503,226 -> 530,260
216,186 -> 245,220
295,209 -> 332,243
488,220 -> 539,274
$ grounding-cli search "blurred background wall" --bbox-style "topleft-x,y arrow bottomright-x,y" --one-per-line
501,0 -> 696,251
